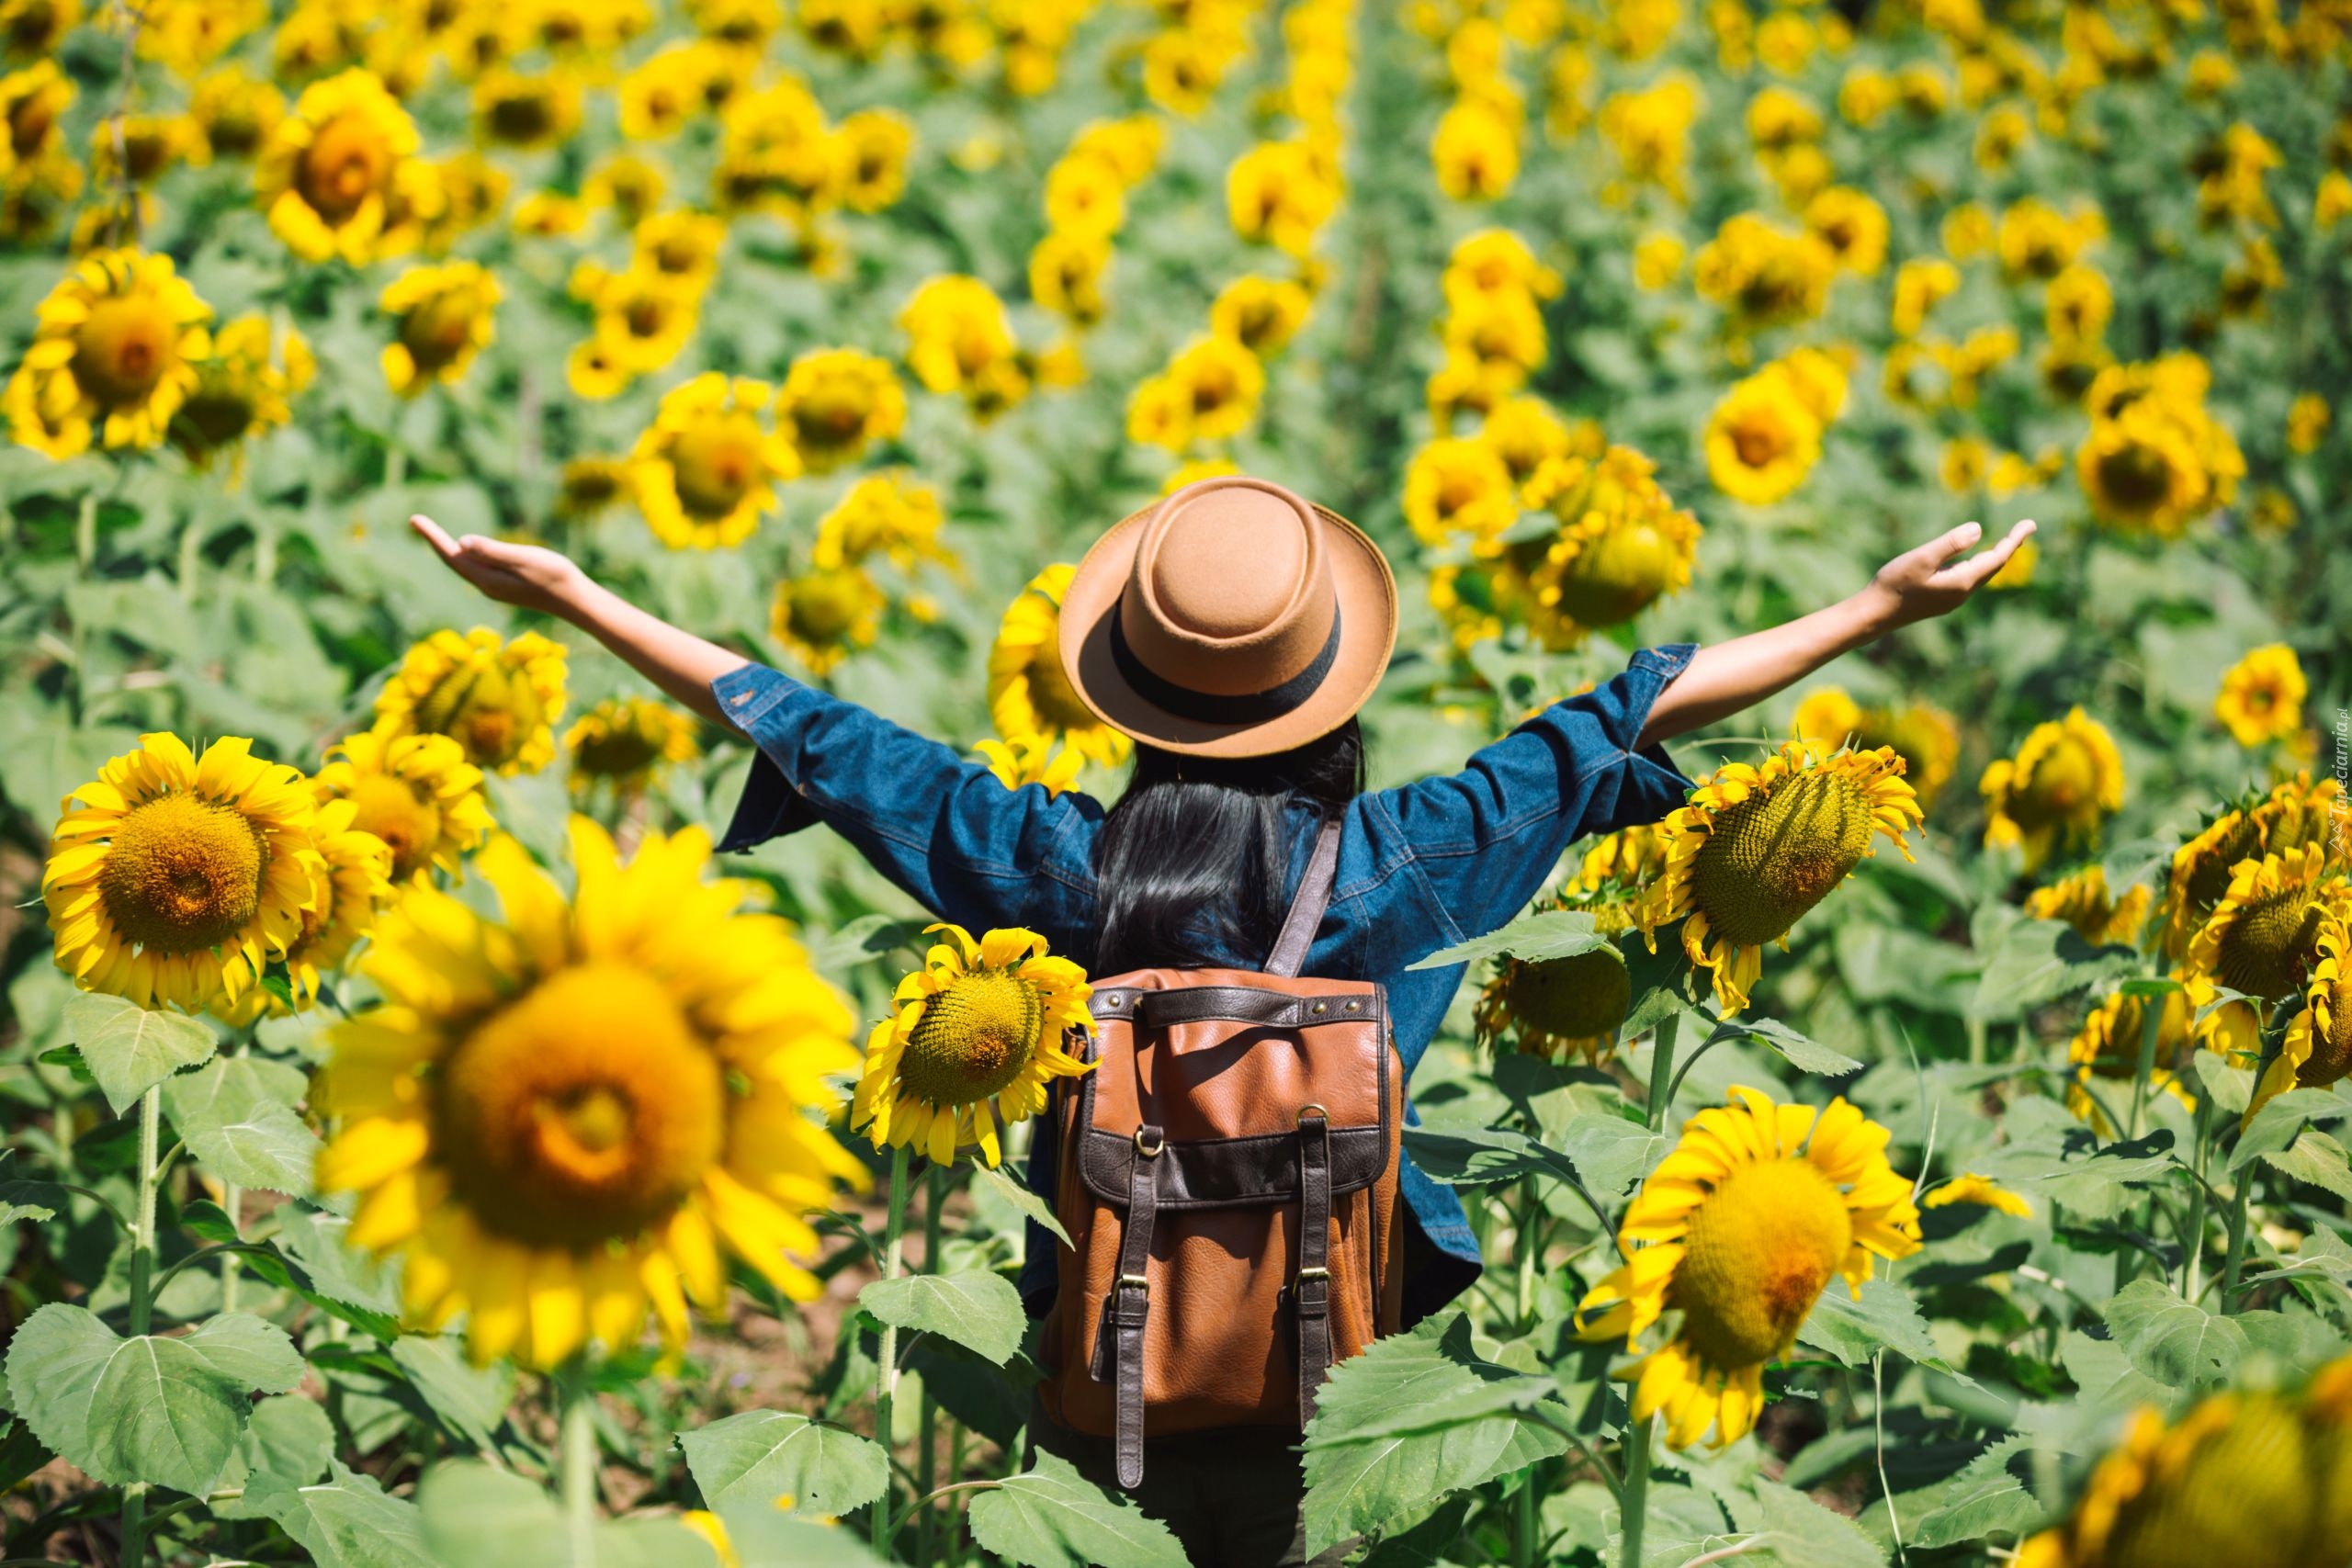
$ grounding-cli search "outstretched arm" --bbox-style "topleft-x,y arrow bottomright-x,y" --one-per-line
1634,518 -> 2036,750
409,515 -> 747,728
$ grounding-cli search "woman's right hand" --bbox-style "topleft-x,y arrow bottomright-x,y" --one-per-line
410,514 -> 588,619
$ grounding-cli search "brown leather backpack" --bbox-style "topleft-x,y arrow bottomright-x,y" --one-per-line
1038,818 -> 1406,1488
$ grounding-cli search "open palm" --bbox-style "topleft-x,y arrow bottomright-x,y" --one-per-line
410,514 -> 585,617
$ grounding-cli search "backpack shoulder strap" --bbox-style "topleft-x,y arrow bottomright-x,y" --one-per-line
1265,815 -> 1343,978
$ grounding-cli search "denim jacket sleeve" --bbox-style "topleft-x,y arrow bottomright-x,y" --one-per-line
707,662 -> 1100,936
1349,641 -> 1698,974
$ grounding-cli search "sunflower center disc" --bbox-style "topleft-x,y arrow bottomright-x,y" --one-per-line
1687,769 -> 1877,948
97,791 -> 267,954
417,659 -> 540,772
1732,424 -> 1782,468
2098,439 -> 2177,512
2019,737 -> 2098,821
300,111 -> 389,220
1557,523 -> 1674,625
1668,1156 -> 1851,1370
671,422 -> 759,518
1501,949 -> 1630,1044
344,771 -> 442,882
899,969 -> 1044,1107
401,289 -> 478,372
2107,1397 -> 2319,1568
2218,886 -> 2323,999
436,963 -> 725,1247
73,295 -> 173,408
2183,817 -> 2260,912
1023,642 -> 1093,732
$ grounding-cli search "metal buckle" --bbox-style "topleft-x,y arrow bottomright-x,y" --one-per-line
1296,1103 -> 1329,1125
1133,1128 -> 1164,1156
1116,1273 -> 1149,1293
1295,1267 -> 1330,1283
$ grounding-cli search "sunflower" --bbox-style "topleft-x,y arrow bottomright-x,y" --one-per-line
1890,257 -> 1960,337
629,209 -> 727,294
1432,98 -> 1520,202
1473,901 -> 1634,1065
314,729 -> 494,886
1477,394 -> 1592,491
2174,778 -> 2340,963
187,63 -> 283,160
210,798 -> 393,1027
1210,274 -> 1313,356
1638,741 -> 1924,1014
1570,825 -> 1667,898
372,627 -> 570,778
0,57 -> 73,170
315,822 -> 865,1368
987,563 -> 1131,768
1226,140 -> 1340,256
2188,844 -> 2342,1002
170,314 -> 311,474
471,67 -> 582,151
774,347 -> 906,472
1442,228 -> 1562,305
2213,644 -> 2307,750
1692,213 -> 1838,333
1161,334 -> 1265,444
1921,1174 -> 2030,1217
770,566 -> 883,678
2267,908 -> 2352,1111
255,68 -> 419,265
833,107 -> 912,211
379,262 -> 500,398
553,455 -> 630,522
564,698 -> 700,799
617,43 -> 707,140
976,735 -> 1083,797
584,153 -> 669,228
1403,436 -> 1520,547
1979,707 -> 2126,873
1792,688 -> 1864,750
811,471 -> 953,575
1517,445 -> 1702,642
44,734 -> 325,1012
852,922 -> 1093,1167
2016,1358 -> 2352,1568
1575,1085 -> 1922,1450
2026,865 -> 2153,948
12,247 -> 211,455
2064,979 -> 2199,1137
1703,369 -> 1824,504
629,373 -> 798,551
577,264 -> 702,378
1029,230 -> 1110,328
1803,186 -> 1888,275
899,275 -> 1021,399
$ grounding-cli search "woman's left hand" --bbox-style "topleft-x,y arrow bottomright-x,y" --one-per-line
1858,518 -> 2038,631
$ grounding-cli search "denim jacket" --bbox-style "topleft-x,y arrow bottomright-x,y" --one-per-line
710,641 -> 1698,1323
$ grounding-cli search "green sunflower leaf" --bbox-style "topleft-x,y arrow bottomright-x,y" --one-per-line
1965,919 -> 2140,1022
1732,1016 -> 1863,1077
160,1054 -> 321,1196
2232,1088 -> 2352,1171
967,1449 -> 1190,1568
971,1162 -> 1072,1247
1403,1124 -> 1585,1188
1795,1277 -> 1962,1378
62,992 -> 218,1117
244,1461 -> 435,1568
1556,1110 -> 1667,1202
4,1303 -> 302,1495
712,1503 -> 888,1566
678,1407 -> 890,1517
416,1460 -> 722,1568
859,1266 -> 1025,1365
2105,1279 -> 2249,1389
1406,907 -> 1607,972
1301,1313 -> 1544,1553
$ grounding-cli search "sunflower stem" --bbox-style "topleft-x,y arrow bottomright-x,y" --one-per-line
2182,1094 -> 2211,1301
871,1143 -> 912,1557
916,1163 -> 945,1566
1617,1411 -> 1653,1568
2125,987 -> 2164,1143
2220,1173 -> 2253,1314
219,1182 -> 242,1314
119,1085 -> 161,1565
1645,1013 -> 1681,1132
557,1362 -> 598,1568
75,491 -> 97,577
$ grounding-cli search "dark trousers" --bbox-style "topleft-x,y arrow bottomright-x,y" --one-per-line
1024,1394 -> 1351,1568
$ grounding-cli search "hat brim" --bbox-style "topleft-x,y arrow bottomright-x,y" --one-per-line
1057,496 -> 1397,759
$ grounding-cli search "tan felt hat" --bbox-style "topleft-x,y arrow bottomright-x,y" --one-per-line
1057,474 -> 1398,759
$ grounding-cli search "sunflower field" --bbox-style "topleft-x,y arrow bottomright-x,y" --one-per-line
0,0 -> 2348,1562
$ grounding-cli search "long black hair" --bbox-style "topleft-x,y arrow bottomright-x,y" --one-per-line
1090,719 -> 1366,975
